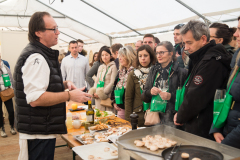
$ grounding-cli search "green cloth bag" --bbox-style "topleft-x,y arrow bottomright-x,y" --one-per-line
140,88 -> 150,111
150,64 -> 172,112
2,74 -> 11,87
150,94 -> 167,112
175,75 -> 190,111
114,78 -> 125,105
97,66 -> 110,88
213,68 -> 240,128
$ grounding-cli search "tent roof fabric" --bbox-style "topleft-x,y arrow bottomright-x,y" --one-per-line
0,0 -> 239,46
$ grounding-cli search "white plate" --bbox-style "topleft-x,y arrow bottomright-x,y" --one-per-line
72,142 -> 118,160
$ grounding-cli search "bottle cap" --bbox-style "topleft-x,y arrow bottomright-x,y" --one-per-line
130,112 -> 139,119
88,100 -> 91,105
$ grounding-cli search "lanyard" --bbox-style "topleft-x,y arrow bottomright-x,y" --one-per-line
99,66 -> 110,82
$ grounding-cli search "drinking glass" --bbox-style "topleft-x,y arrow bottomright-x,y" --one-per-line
214,89 -> 226,102
159,81 -> 168,103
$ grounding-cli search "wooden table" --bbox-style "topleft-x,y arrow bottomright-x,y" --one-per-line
61,101 -> 131,159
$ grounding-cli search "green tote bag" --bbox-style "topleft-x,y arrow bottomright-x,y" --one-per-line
175,75 -> 190,111
213,68 -> 240,128
140,88 -> 150,111
114,78 -> 125,105
150,64 -> 172,112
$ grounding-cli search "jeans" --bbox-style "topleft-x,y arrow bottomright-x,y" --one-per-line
28,138 -> 56,160
0,98 -> 14,128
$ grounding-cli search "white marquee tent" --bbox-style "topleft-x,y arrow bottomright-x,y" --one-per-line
0,0 -> 239,127
0,0 -> 239,72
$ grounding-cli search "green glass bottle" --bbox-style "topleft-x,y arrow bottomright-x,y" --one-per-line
86,100 -> 94,124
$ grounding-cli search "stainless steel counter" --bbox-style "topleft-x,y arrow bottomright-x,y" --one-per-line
117,125 -> 240,160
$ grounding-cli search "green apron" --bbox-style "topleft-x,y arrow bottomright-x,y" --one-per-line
150,64 -> 172,112
175,75 -> 190,111
213,68 -> 240,128
96,66 -> 110,88
140,88 -> 150,111
114,78 -> 125,105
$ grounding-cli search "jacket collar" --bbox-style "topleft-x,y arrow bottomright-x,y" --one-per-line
189,40 -> 215,65
30,41 -> 58,59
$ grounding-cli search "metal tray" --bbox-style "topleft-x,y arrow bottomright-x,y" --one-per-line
162,145 -> 223,160
73,135 -> 87,145
117,125 -> 240,160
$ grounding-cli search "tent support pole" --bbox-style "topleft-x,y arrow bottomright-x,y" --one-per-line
35,0 -> 111,38
175,0 -> 211,25
59,31 -> 77,40
80,0 -> 142,36
0,14 -> 64,18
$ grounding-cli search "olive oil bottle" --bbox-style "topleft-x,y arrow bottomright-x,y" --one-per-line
86,100 -> 94,124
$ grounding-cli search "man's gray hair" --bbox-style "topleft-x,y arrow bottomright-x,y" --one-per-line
180,20 -> 210,41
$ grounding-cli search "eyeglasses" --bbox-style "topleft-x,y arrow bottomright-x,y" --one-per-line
156,51 -> 170,56
210,36 -> 218,38
45,26 -> 59,34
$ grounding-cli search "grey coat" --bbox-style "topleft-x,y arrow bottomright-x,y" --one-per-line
86,61 -> 101,87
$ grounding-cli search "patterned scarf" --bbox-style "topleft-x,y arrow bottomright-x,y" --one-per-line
116,66 -> 134,89
0,61 -> 12,91
154,61 -> 173,89
134,66 -> 151,90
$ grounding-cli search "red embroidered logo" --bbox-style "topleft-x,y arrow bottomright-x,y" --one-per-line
194,75 -> 203,85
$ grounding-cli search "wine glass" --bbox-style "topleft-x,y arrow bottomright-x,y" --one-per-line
159,81 -> 168,103
214,89 -> 226,102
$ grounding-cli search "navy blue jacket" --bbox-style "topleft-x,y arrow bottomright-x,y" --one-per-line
210,48 -> 240,149
2,60 -> 10,69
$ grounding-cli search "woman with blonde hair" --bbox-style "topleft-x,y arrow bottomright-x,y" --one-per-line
111,46 -> 136,119
210,17 -> 240,149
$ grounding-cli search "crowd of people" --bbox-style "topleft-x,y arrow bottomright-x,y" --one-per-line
0,11 -> 239,159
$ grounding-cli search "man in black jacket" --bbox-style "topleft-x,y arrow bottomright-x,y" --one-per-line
174,20 -> 232,139
14,12 -> 92,159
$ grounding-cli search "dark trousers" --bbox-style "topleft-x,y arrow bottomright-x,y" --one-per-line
0,98 -> 14,128
28,138 -> 56,160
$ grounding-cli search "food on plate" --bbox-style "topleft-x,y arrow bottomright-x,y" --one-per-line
134,135 -> 177,151
89,123 -> 108,130
111,150 -> 118,156
71,103 -> 78,110
86,137 -> 94,141
136,141 -> 145,147
108,118 -> 131,127
165,143 -> 171,148
88,155 -> 94,160
95,109 -> 114,118
157,144 -> 165,149
95,157 -> 102,160
85,140 -> 94,144
192,158 -> 201,160
98,138 -> 108,142
104,147 -> 110,152
181,153 -> 190,158
150,145 -> 158,151
134,140 -> 141,144
81,134 -> 93,141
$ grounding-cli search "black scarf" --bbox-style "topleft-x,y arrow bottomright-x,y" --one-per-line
154,61 -> 173,89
